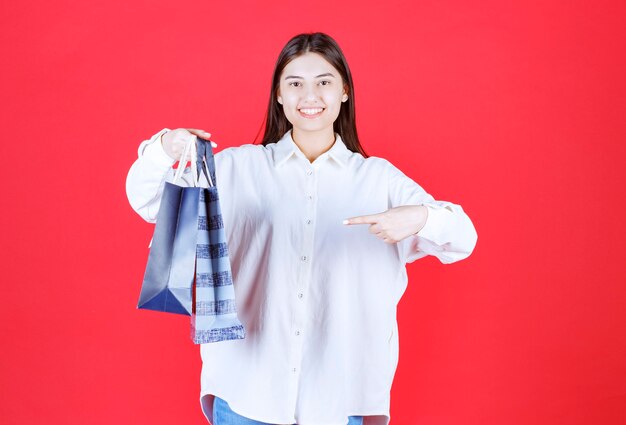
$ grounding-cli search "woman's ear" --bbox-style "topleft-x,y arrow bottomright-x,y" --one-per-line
342,85 -> 349,102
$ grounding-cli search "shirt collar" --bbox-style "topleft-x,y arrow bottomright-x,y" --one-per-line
272,128 -> 351,168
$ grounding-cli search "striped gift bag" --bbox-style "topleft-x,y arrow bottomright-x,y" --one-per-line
192,145 -> 246,343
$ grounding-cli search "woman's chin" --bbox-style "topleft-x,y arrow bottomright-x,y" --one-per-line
292,122 -> 332,133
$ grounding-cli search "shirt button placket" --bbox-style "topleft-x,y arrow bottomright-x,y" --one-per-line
289,165 -> 317,403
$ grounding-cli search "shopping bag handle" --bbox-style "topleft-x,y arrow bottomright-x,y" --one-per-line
172,136 -> 217,188
196,137 -> 217,188
172,138 -> 194,185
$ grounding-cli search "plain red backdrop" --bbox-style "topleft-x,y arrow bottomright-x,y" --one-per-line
1,0 -> 625,424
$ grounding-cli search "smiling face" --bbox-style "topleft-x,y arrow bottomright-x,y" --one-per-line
276,52 -> 349,135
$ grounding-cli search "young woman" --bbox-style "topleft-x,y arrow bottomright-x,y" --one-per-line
126,32 -> 477,425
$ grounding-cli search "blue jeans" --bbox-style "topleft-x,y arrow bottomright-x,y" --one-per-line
213,396 -> 364,425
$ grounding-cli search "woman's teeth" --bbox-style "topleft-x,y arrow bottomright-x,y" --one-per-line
300,108 -> 324,115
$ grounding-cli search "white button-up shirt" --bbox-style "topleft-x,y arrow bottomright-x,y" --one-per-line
126,128 -> 478,425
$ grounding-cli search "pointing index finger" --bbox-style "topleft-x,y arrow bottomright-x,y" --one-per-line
343,214 -> 378,225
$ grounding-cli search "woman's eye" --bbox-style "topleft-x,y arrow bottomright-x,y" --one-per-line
288,81 -> 331,87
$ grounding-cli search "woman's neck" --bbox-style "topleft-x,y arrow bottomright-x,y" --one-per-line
291,127 -> 336,163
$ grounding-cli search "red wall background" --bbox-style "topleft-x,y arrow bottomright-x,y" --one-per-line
1,1 -> 624,424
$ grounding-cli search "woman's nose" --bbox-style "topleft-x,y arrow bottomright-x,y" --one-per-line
304,85 -> 320,101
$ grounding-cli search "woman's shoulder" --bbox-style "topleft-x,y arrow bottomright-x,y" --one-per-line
215,142 -> 269,158
352,155 -> 415,185
363,154 -> 411,174
213,143 -> 272,172
353,153 -> 394,171
362,154 -> 390,165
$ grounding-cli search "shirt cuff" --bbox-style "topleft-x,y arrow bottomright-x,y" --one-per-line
142,128 -> 176,168
416,204 -> 451,243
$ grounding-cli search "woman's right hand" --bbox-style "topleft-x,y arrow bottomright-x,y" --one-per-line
161,128 -> 218,161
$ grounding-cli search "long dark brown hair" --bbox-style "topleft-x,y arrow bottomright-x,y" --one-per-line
254,32 -> 369,158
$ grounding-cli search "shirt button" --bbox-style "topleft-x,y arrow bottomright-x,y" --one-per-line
292,367 -> 297,373
307,170 -> 312,176
306,219 -> 312,225
298,293 -> 303,299
295,330 -> 300,336
308,195 -> 313,200
301,256 -> 307,262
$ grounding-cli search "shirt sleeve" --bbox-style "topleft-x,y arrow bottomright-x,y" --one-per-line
386,160 -> 478,264
125,128 -> 177,223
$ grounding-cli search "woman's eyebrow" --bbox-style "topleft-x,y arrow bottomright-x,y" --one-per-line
284,73 -> 335,80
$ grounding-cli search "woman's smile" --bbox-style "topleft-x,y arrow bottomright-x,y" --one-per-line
298,107 -> 325,118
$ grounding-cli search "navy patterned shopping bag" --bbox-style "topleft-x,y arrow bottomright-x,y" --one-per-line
137,137 -> 246,344
137,179 -> 199,315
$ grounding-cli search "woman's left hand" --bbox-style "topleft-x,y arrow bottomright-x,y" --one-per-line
343,205 -> 429,244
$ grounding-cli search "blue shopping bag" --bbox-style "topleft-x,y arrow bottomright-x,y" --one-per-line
137,136 -> 246,343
